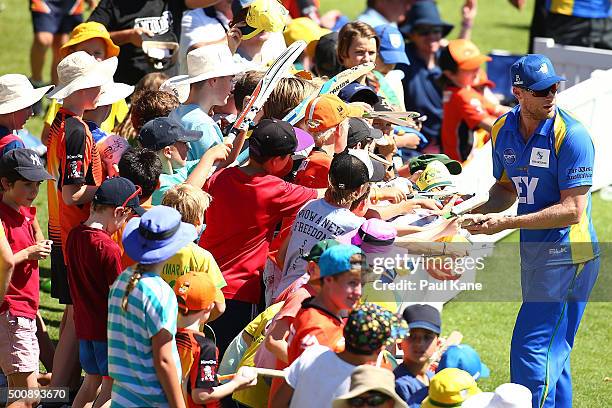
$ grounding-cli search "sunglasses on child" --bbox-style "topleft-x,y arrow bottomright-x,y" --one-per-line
347,392 -> 391,407
521,83 -> 559,97
413,26 -> 443,36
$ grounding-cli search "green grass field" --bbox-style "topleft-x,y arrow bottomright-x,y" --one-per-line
1,0 -> 611,405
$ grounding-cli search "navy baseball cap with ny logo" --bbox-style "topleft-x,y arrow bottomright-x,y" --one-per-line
510,54 -> 565,91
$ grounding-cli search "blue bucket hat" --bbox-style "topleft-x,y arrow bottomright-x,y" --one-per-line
510,54 -> 566,91
400,1 -> 454,37
375,25 -> 410,66
122,205 -> 197,265
318,244 -> 366,278
437,344 -> 491,380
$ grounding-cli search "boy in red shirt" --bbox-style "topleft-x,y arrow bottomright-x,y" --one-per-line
439,39 -> 508,162
0,148 -> 54,407
174,272 -> 256,408
65,176 -> 144,408
200,118 -> 319,354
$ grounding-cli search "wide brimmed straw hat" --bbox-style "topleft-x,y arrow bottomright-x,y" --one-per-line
97,82 -> 134,107
174,44 -> 244,86
0,74 -> 53,114
47,51 -> 117,100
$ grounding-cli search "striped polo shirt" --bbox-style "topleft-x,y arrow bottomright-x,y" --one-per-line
107,268 -> 181,407
491,105 -> 599,267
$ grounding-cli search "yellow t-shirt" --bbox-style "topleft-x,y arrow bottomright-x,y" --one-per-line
160,242 -> 226,291
44,98 -> 129,133
233,302 -> 284,408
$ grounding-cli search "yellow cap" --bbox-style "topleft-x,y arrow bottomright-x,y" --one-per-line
284,17 -> 330,58
416,160 -> 454,192
421,368 -> 481,408
60,22 -> 120,60
244,0 -> 289,40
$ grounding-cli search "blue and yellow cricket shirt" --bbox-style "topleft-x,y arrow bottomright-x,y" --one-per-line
491,105 -> 599,267
546,0 -> 611,18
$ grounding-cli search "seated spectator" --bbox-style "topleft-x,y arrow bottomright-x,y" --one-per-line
421,368 -> 481,408
438,39 -> 508,161
333,365 -> 408,408
272,302 -> 408,407
394,304 -> 442,407
357,0 -> 412,27
398,1 -> 454,151
199,119 -> 318,354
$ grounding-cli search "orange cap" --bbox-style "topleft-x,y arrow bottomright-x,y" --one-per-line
305,94 -> 364,132
174,272 -> 224,313
447,39 -> 491,71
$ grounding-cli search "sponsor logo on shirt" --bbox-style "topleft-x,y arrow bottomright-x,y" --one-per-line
134,11 -> 173,35
503,148 -> 516,164
566,166 -> 593,181
511,176 -> 539,205
529,147 -> 550,168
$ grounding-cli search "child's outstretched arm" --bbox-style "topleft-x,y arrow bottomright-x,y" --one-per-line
191,366 -> 256,404
152,329 -> 186,408
185,143 -> 232,189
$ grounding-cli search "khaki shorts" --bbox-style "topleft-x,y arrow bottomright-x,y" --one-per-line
0,311 -> 39,376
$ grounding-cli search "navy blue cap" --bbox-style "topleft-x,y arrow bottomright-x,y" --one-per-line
93,176 -> 145,216
338,83 -> 380,106
0,148 -> 54,182
138,117 -> 202,151
438,344 -> 490,380
400,0 -> 454,37
510,54 -> 565,91
402,304 -> 441,334
375,25 -> 410,66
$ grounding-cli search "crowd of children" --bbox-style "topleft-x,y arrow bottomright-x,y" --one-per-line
0,1 -> 540,407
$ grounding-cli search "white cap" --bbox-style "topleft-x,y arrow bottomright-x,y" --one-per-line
462,383 -> 532,408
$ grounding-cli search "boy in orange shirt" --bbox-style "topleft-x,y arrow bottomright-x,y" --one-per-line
439,39 -> 509,162
286,244 -> 364,364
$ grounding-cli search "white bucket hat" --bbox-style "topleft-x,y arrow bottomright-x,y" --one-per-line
47,51 -> 117,100
0,74 -> 54,114
160,75 -> 191,104
175,44 -> 244,85
97,82 -> 134,107
462,383 -> 532,408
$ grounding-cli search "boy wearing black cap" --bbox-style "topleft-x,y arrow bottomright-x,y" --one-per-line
0,148 -> 54,405
65,176 -> 145,408
394,304 -> 443,408
137,116 -> 231,205
200,118 -> 319,355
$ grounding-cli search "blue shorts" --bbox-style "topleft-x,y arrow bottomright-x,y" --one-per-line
31,0 -> 83,34
79,340 -> 108,376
